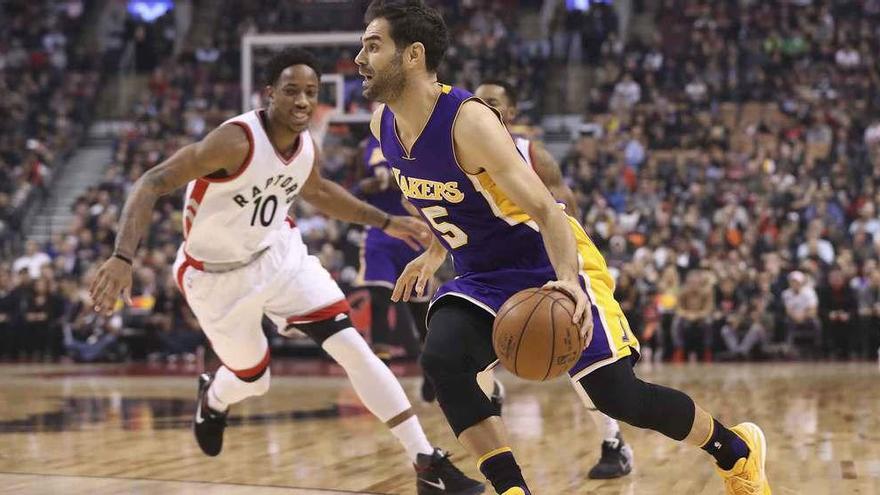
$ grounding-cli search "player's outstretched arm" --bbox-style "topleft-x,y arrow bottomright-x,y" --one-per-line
89,124 -> 250,315
531,141 -> 580,218
300,148 -> 429,250
453,100 -> 591,330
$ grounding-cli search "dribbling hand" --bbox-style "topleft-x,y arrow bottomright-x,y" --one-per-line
543,279 -> 593,348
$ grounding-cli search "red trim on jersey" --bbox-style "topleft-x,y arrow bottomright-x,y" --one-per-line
183,251 -> 206,271
200,122 -> 255,183
285,215 -> 297,228
257,109 -> 304,165
183,179 -> 210,238
231,349 -> 271,379
175,260 -> 193,299
527,140 -> 537,171
286,299 -> 351,325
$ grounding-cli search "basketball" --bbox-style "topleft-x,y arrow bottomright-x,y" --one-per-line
492,288 -> 586,381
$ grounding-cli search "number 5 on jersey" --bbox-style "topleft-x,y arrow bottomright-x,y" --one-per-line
421,205 -> 468,249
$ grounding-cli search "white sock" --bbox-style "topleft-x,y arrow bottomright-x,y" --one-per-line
322,327 -> 433,461
207,385 -> 228,413
390,415 -> 435,462
594,410 -> 621,442
208,365 -> 271,413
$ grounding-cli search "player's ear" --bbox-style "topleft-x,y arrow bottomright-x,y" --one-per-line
265,85 -> 275,103
406,42 -> 425,68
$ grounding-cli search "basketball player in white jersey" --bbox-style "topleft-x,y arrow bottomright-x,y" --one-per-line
474,80 -> 633,480
89,48 -> 483,495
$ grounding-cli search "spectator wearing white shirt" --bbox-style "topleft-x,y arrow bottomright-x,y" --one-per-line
12,241 -> 51,280
834,42 -> 861,70
611,72 -> 641,111
782,271 -> 822,356
849,202 -> 880,240
797,223 -> 835,265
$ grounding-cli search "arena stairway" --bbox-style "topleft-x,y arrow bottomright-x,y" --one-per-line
25,127 -> 115,244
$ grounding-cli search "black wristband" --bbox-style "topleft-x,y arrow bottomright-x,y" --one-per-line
113,252 -> 133,265
380,215 -> 392,230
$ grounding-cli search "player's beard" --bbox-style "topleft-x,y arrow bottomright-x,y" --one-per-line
365,52 -> 406,103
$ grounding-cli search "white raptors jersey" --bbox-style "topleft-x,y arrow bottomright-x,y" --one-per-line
513,135 -> 534,169
181,110 -> 315,264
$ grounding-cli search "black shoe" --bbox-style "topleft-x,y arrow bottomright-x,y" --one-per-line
587,433 -> 633,479
490,379 -> 505,413
421,374 -> 436,403
193,372 -> 228,456
416,448 -> 485,494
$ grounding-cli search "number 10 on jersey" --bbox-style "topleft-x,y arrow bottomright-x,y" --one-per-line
250,195 -> 278,227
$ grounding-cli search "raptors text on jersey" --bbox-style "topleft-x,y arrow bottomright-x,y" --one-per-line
181,110 -> 315,264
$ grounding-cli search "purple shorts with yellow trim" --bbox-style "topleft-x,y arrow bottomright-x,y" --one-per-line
429,265 -> 639,379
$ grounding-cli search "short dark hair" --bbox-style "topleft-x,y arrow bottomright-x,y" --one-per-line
264,47 -> 322,87
479,78 -> 518,107
365,0 -> 449,72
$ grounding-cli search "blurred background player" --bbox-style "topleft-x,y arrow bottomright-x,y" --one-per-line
473,79 -> 633,479
89,47 -> 483,495
355,135 -> 430,389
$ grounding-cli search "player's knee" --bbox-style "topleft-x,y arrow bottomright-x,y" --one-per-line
290,314 -> 354,346
322,327 -> 379,370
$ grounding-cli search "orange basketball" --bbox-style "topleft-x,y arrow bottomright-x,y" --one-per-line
492,288 -> 586,381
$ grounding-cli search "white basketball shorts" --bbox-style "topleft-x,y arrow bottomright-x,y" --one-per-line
172,225 -> 349,374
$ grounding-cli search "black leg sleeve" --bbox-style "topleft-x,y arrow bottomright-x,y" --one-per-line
577,359 -> 696,441
421,298 -> 499,436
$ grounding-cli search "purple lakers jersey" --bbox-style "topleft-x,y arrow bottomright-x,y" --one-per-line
379,84 -> 551,275
361,136 -> 408,216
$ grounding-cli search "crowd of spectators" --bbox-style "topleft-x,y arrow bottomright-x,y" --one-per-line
562,0 -> 880,362
1,0 -> 879,365
0,1 -> 100,258
0,1 -> 112,361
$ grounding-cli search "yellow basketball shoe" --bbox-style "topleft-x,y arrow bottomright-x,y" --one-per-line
500,489 -> 528,495
716,422 -> 771,495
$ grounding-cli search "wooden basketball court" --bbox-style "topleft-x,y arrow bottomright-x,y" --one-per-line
0,361 -> 877,494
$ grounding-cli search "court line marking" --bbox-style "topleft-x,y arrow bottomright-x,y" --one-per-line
0,471 -> 389,494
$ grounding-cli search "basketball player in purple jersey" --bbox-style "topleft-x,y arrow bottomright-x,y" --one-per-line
355,2 -> 770,494
473,79 -> 634,480
356,135 -> 505,408
90,47 -> 482,495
